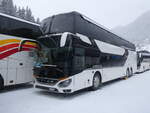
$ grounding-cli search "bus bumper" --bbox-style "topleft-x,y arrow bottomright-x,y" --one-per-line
34,79 -> 74,94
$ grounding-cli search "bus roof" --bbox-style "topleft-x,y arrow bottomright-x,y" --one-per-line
0,13 -> 40,26
0,13 -> 42,39
40,11 -> 135,51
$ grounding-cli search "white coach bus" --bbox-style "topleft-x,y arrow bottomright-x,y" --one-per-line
34,12 -> 137,93
0,13 -> 41,90
136,50 -> 150,73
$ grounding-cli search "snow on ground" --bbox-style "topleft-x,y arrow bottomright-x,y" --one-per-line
0,71 -> 150,113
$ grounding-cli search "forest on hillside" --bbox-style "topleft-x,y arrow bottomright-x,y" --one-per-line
0,0 -> 40,24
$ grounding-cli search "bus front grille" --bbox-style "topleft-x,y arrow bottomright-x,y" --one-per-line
36,78 -> 58,86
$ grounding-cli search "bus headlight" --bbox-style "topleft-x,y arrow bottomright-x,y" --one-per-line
58,79 -> 72,88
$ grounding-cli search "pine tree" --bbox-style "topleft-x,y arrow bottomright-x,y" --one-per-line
0,0 -> 40,24
16,6 -> 21,17
0,0 -> 3,13
25,7 -> 33,21
1,0 -> 7,14
1,0 -> 16,16
14,5 -> 17,17
31,16 -> 35,23
36,18 -> 40,24
18,7 -> 26,19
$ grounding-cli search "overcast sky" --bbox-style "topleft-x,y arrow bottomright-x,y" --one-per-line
13,0 -> 150,29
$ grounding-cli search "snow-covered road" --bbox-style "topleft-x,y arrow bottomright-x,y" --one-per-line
0,71 -> 150,113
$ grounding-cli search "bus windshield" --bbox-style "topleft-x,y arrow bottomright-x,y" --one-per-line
35,34 -> 72,75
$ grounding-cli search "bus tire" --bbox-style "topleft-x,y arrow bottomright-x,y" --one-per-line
91,73 -> 101,91
0,75 -> 4,90
130,68 -> 133,76
125,68 -> 130,79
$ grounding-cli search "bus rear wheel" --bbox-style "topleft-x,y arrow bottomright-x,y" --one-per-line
125,68 -> 130,79
91,73 -> 101,91
130,68 -> 133,76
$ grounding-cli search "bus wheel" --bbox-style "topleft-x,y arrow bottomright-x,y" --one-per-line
125,68 -> 130,79
0,76 -> 4,90
91,73 -> 101,91
130,68 -> 133,76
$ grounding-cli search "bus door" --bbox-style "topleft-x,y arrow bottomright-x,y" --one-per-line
16,51 -> 30,84
18,40 -> 40,83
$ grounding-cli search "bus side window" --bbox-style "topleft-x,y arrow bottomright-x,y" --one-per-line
85,48 -> 100,68
72,48 -> 85,74
100,54 -> 126,67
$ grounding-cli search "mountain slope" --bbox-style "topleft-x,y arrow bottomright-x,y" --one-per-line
112,11 -> 150,45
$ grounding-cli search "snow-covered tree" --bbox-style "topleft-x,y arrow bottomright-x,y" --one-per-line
36,18 -> 40,24
0,0 -> 3,12
25,7 -> 32,21
0,0 -> 40,23
1,0 -> 16,16
19,7 -> 26,19
25,6 -> 37,23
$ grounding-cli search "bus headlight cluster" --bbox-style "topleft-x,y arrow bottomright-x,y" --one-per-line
58,79 -> 72,88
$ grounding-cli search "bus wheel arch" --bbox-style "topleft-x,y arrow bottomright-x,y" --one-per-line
0,74 -> 4,90
91,71 -> 102,91
95,71 -> 102,82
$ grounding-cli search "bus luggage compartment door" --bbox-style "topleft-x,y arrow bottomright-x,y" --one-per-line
7,57 -> 17,85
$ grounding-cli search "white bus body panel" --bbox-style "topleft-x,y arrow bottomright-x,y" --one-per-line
102,67 -> 125,82
0,58 -> 8,86
7,56 -> 18,85
73,69 -> 102,91
15,51 -> 34,84
137,62 -> 150,73
0,51 -> 34,86
0,34 -> 36,86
